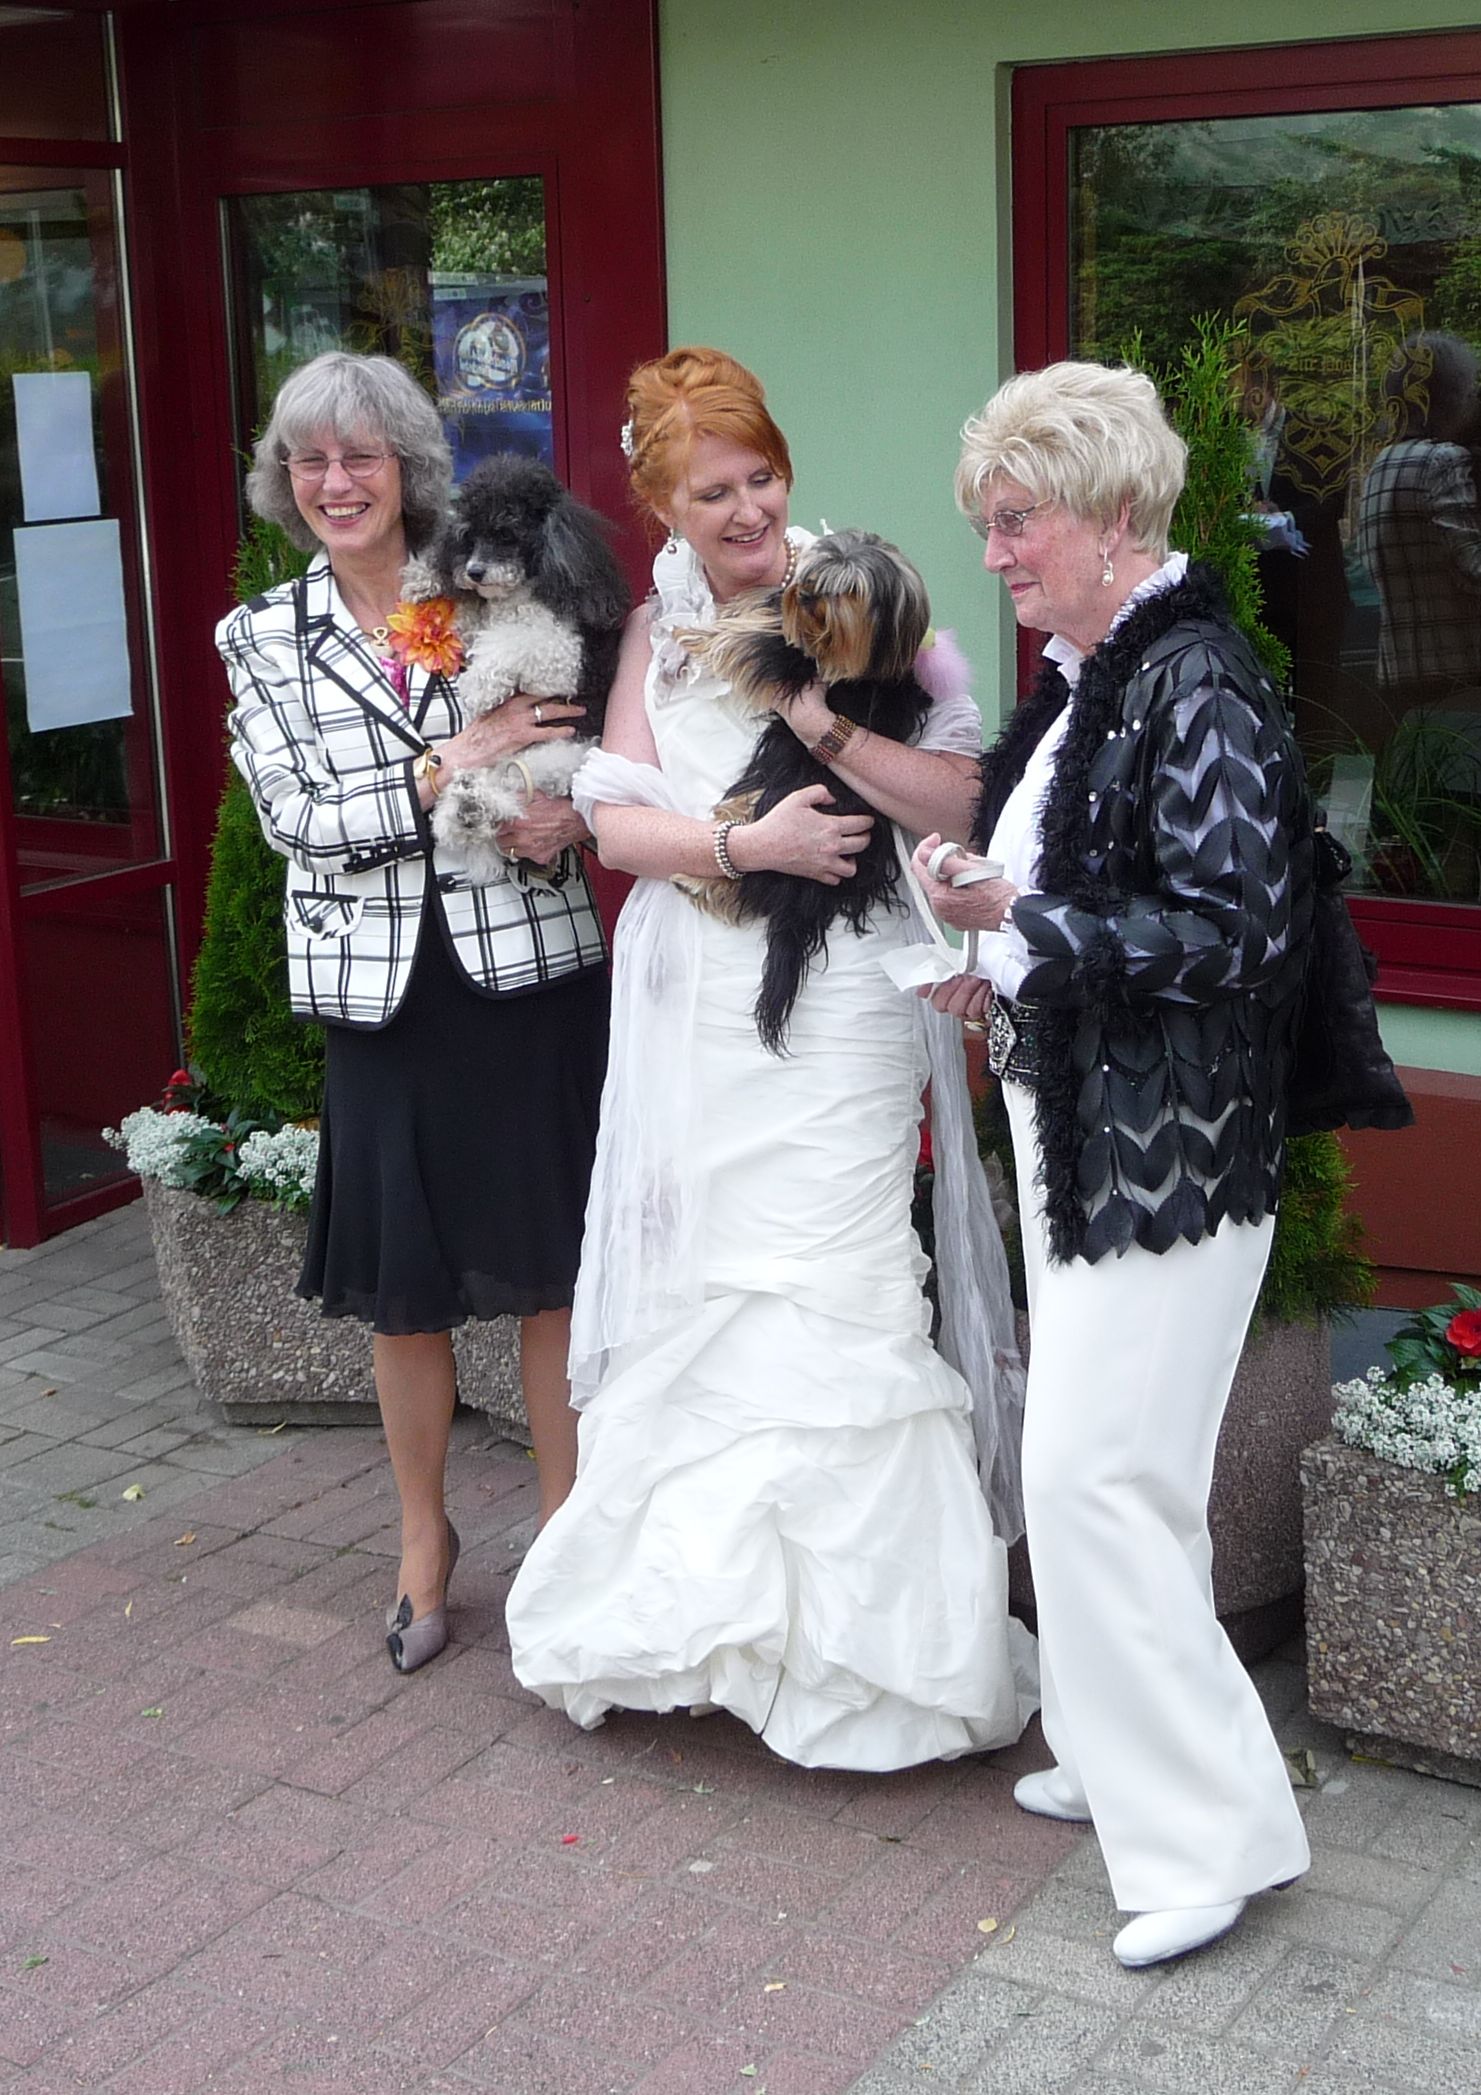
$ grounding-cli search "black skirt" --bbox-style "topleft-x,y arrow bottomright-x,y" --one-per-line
299,911 -> 609,1333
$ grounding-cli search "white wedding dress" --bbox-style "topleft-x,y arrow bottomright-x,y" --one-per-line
505,535 -> 1038,1771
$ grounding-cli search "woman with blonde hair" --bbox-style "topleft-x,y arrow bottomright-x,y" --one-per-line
915,359 -> 1313,1964
507,346 -> 1035,1770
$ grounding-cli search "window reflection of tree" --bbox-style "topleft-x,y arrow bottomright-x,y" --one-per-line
1071,105 -> 1481,901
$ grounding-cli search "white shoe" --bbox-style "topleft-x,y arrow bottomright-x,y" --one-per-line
1013,1768 -> 1092,1823
1113,1899 -> 1246,1968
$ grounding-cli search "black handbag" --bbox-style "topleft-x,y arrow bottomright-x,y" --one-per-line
1286,827 -> 1415,1140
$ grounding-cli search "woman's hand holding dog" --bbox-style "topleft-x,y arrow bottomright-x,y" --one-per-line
495,792 -> 591,867
438,692 -> 586,780
732,783 -> 873,887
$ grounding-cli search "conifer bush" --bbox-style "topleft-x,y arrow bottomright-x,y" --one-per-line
187,517 -> 323,1124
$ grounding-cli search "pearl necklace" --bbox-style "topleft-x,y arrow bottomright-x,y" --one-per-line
779,534 -> 799,590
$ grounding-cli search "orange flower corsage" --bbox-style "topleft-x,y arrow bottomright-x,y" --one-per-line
385,597 -> 464,677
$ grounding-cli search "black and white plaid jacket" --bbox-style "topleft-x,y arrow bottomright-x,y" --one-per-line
1357,440 -> 1481,693
217,554 -> 607,1028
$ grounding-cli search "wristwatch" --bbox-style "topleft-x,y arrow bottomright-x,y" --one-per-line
413,745 -> 445,795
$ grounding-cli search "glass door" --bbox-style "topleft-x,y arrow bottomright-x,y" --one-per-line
1067,104 -> 1481,911
226,177 -> 554,482
1014,37 -> 1481,1008
0,161 -> 178,1238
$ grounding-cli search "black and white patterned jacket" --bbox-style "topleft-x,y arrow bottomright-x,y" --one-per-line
217,554 -> 607,1028
973,564 -> 1314,1264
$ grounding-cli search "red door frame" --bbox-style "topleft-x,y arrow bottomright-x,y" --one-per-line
123,0 -> 664,964
1,0 -> 664,1246
0,120 -> 177,1245
1013,29 -> 1481,1013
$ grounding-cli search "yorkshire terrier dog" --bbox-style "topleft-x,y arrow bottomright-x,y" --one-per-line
688,529 -> 935,1051
402,454 -> 628,882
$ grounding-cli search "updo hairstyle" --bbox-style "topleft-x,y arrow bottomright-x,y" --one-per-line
625,346 -> 793,524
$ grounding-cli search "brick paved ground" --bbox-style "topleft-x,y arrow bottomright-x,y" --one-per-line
2,1205 -> 1480,2095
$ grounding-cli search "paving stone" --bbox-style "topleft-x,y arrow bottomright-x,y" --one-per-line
1303,1844 -> 1443,1913
1247,1885 -> 1406,1957
1224,1940 -> 1378,2059
3,1442 -> 139,1495
1093,2024 -> 1300,2095
1321,2014 -> 1481,2093
1389,1877 -> 1481,1983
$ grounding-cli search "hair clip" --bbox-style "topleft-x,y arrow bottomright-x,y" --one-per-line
619,420 -> 635,460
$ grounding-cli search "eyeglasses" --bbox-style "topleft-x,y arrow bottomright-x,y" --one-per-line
970,500 -> 1050,541
284,450 -> 392,484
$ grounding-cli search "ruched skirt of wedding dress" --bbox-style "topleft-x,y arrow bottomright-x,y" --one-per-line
505,909 -> 1038,1771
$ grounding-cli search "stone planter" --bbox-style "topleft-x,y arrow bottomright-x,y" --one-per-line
144,1180 -> 525,1435
1009,1314 -> 1334,1662
1302,1436 -> 1481,1786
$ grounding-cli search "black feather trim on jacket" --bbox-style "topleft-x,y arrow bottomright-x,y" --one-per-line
973,563 -> 1315,1264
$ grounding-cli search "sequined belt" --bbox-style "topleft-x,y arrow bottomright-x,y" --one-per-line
987,994 -> 1048,1086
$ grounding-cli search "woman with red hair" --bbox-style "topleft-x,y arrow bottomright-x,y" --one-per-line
507,348 -> 1035,1770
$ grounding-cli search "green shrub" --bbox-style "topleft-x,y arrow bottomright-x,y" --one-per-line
1258,1131 -> 1374,1325
186,515 -> 323,1122
1124,315 -> 1289,687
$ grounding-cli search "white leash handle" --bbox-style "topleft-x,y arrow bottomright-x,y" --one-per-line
924,840 -> 1003,976
888,830 -> 1002,983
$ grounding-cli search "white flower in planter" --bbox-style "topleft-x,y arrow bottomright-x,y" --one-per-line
1332,1368 -> 1481,1499
103,1106 -> 219,1188
1329,1285 -> 1481,1500
236,1125 -> 320,1207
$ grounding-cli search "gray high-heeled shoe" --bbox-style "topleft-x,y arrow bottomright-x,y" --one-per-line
385,1520 -> 461,1675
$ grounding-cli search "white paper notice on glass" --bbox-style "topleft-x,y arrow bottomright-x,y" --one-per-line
15,521 -> 134,733
12,371 -> 101,522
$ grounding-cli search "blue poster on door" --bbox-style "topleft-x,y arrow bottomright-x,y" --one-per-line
431,278 -> 554,480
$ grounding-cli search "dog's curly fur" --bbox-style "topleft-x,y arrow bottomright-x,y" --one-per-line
402,455 -> 628,882
687,529 -> 933,1052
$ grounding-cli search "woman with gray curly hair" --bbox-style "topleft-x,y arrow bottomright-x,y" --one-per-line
914,360 -> 1314,1967
218,351 -> 610,1673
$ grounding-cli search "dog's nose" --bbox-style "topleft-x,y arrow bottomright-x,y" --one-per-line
465,560 -> 486,582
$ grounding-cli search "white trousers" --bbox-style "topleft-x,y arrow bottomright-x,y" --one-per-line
1004,1081 -> 1310,1912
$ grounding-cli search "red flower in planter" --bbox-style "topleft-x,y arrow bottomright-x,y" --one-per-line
1445,1309 -> 1481,1358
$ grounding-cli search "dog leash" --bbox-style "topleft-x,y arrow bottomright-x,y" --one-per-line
891,827 -> 1002,978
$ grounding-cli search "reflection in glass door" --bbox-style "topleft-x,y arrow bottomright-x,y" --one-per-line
1069,104 -> 1481,908
227,178 -> 552,483
0,163 -> 178,1233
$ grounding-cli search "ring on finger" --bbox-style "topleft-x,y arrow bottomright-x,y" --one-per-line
533,704 -> 544,726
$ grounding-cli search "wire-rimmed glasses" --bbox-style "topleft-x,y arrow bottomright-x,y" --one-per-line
969,499 -> 1049,541
284,450 -> 393,484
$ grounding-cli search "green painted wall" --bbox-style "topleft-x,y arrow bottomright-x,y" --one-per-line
658,0 -> 1481,1075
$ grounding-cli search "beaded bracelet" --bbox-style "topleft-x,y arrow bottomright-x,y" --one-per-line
714,819 -> 744,881
810,714 -> 859,767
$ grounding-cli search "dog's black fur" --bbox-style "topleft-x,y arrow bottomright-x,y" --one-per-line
695,530 -> 933,1052
422,454 -> 629,731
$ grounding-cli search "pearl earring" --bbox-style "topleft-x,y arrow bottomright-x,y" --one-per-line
664,533 -> 680,556
1101,552 -> 1115,588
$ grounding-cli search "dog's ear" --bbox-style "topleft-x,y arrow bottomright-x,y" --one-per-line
533,496 -> 630,630
408,510 -> 461,597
